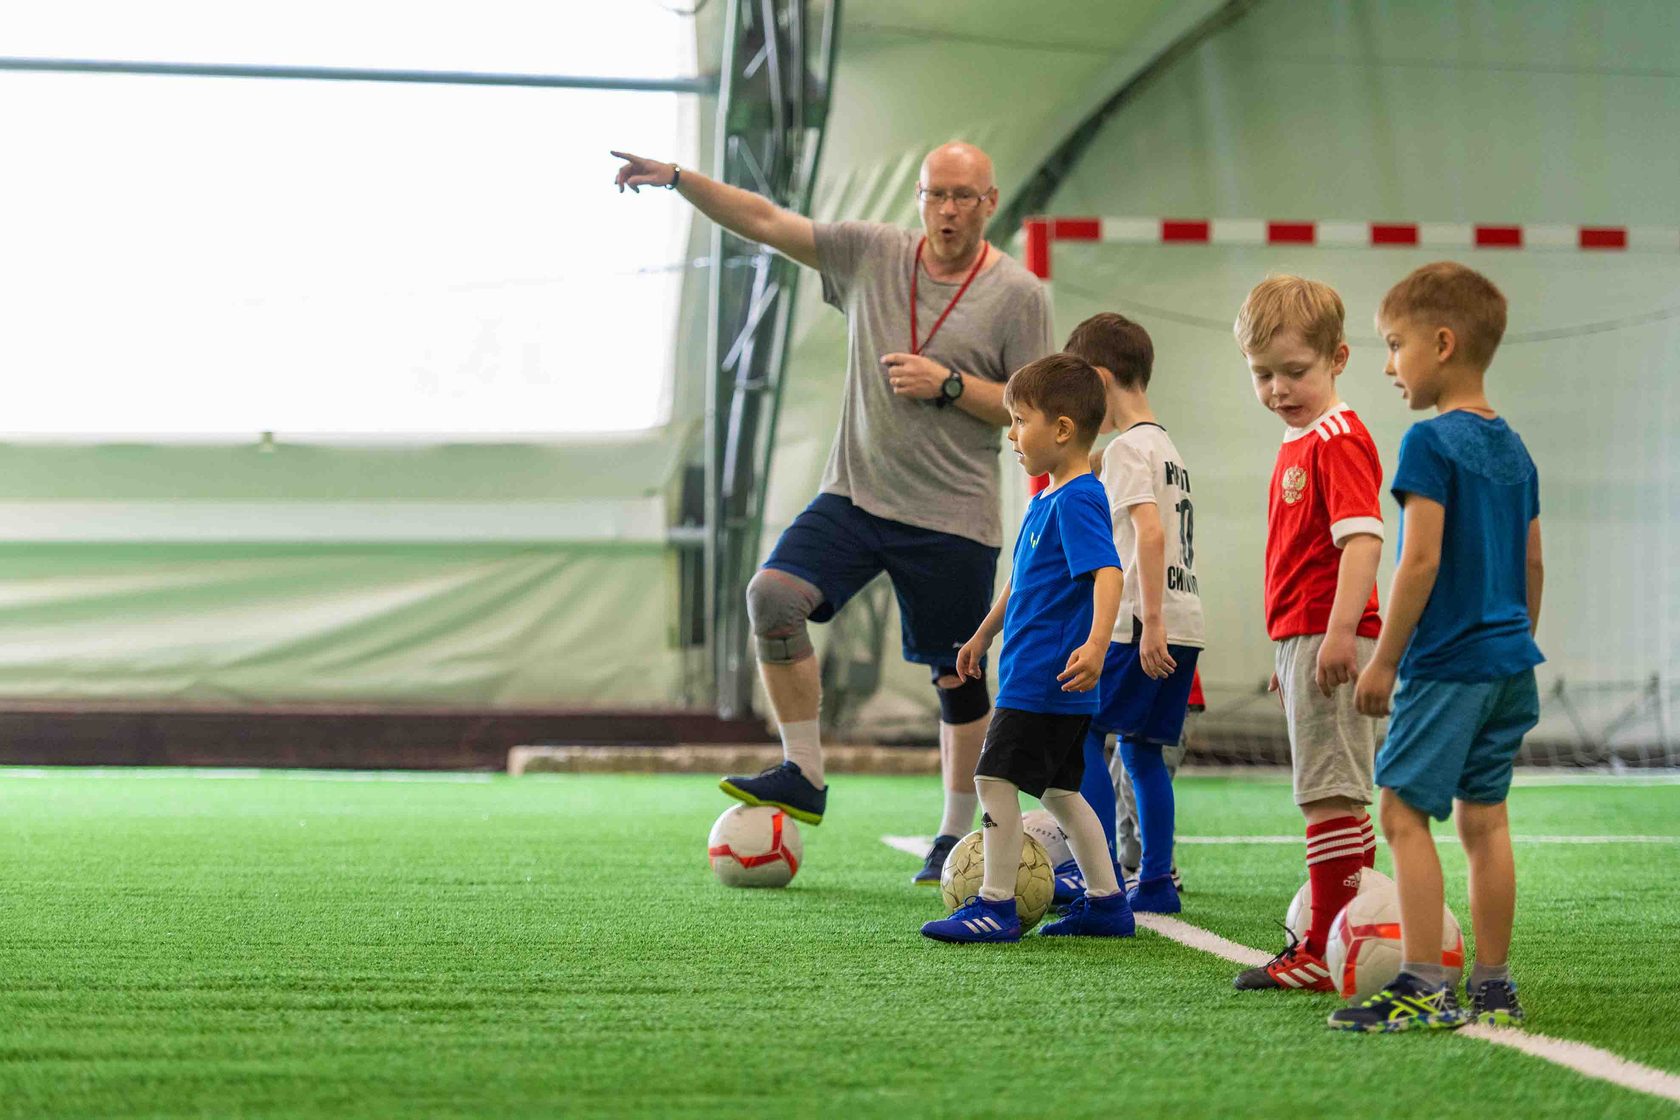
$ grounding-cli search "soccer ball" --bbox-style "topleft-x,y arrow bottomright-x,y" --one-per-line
707,804 -> 802,888
1283,867 -> 1393,944
1327,878 -> 1466,999
1021,809 -> 1074,868
939,829 -> 1055,931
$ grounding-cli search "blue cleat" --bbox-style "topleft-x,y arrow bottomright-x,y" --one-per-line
1127,873 -> 1182,914
921,896 -> 1021,943
1039,891 -> 1135,937
719,760 -> 827,825
1051,859 -> 1086,906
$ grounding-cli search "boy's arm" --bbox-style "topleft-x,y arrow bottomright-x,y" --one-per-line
1058,567 -> 1121,692
1316,534 -> 1382,696
1354,497 -> 1445,716
1526,517 -> 1544,635
1128,502 -> 1177,680
956,580 -> 1011,681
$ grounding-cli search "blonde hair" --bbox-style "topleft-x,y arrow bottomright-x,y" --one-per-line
1234,275 -> 1346,359
1378,261 -> 1508,370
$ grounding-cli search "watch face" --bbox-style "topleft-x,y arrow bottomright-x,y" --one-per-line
943,374 -> 962,398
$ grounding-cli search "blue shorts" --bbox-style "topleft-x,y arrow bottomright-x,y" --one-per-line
763,493 -> 1000,667
1375,669 -> 1540,821
1091,639 -> 1202,745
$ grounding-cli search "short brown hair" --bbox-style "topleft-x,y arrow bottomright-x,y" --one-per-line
1064,312 -> 1154,391
1234,275 -> 1345,358
1378,261 -> 1508,370
1003,353 -> 1106,446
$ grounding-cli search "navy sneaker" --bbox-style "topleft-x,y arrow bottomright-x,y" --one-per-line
1127,873 -> 1182,914
1327,972 -> 1467,1032
912,833 -> 959,887
1469,977 -> 1525,1026
1123,864 -> 1184,893
921,895 -> 1021,943
1050,859 -> 1086,906
718,760 -> 827,825
1039,891 -> 1135,937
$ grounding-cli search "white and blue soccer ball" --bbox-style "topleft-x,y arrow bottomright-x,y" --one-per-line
1021,809 -> 1074,868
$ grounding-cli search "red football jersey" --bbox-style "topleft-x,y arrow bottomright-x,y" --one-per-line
1264,405 -> 1384,641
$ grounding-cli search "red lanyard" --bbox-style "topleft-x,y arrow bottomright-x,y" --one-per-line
910,238 -> 988,355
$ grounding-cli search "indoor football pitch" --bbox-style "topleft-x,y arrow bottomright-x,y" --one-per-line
0,768 -> 1674,1118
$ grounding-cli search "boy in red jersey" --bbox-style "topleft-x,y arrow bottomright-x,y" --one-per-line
1231,276 -> 1383,992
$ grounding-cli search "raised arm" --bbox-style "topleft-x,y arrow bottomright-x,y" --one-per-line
612,151 -> 818,268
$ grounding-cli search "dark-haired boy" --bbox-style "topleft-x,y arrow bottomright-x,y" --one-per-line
921,353 -> 1133,943
1064,313 -> 1204,915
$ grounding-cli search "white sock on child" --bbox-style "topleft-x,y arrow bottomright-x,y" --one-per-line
778,719 -> 824,787
1042,787 -> 1121,897
975,777 -> 1023,903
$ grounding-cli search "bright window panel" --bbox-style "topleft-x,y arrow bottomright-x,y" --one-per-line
0,6 -> 697,437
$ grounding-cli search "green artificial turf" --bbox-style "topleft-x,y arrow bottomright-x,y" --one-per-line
0,769 -> 1675,1118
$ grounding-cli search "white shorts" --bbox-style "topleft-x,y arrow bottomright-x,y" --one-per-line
1275,633 -> 1379,807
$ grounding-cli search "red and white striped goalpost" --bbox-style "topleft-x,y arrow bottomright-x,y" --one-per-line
1022,215 -> 1680,282
1020,214 -> 1679,495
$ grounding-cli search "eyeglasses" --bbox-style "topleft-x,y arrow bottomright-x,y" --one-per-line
916,187 -> 994,210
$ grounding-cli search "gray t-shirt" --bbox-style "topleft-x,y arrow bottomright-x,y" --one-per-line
813,221 -> 1054,548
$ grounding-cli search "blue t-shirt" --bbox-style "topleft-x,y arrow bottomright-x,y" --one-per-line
996,474 -> 1122,714
1391,412 -> 1544,681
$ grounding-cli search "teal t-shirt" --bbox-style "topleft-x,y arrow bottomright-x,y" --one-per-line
1391,412 -> 1544,681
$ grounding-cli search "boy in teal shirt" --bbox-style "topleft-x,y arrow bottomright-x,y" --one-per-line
1332,262 -> 1544,1032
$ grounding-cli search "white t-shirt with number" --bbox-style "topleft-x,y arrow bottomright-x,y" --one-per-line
1100,422 -> 1205,648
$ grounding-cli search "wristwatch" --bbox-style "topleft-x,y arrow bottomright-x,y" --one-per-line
665,164 -> 682,190
937,368 -> 965,407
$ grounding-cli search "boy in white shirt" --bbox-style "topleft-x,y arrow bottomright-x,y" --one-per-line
1065,313 -> 1205,914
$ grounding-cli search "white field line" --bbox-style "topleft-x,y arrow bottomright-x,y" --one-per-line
0,766 -> 495,783
884,834 -> 1680,1106
1457,1026 -> 1680,1103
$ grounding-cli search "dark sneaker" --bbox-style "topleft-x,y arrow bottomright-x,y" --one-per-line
1122,864 -> 1185,894
912,834 -> 960,886
719,760 -> 827,825
1233,929 -> 1334,991
921,895 -> 1021,943
1039,891 -> 1135,937
1051,859 -> 1086,906
1469,978 -> 1526,1026
1327,973 -> 1467,1032
1126,873 -> 1182,915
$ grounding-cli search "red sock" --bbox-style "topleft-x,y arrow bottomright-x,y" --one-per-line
1357,811 -> 1376,869
1305,816 -> 1365,957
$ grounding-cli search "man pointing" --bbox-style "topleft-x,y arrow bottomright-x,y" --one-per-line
613,142 -> 1053,884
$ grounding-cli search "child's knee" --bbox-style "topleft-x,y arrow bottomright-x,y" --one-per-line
1378,788 -> 1429,838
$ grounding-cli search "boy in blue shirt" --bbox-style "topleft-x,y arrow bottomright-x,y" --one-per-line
922,353 -> 1133,943
1331,263 -> 1544,1032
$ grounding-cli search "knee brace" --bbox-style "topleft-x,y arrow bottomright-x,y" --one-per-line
933,664 -> 991,725
746,569 -> 823,664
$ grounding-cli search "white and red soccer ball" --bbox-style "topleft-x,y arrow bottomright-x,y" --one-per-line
707,805 -> 803,888
1327,877 -> 1465,999
1283,867 -> 1393,946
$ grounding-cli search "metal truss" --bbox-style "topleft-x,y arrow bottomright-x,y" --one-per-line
698,0 -> 841,720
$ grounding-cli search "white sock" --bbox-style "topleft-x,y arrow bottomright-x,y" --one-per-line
975,777 -> 1023,902
1042,788 -> 1121,896
778,719 -> 824,787
938,790 -> 979,839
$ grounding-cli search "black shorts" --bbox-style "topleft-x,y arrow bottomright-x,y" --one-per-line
762,493 -> 1000,666
974,707 -> 1091,799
